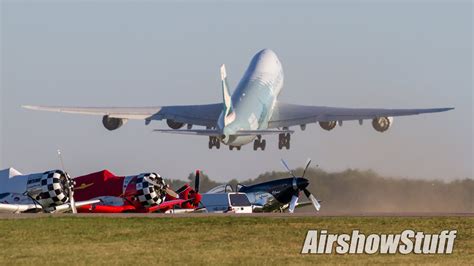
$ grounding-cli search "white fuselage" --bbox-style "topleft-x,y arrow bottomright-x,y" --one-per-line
219,49 -> 284,146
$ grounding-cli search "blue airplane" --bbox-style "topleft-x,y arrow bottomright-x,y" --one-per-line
23,49 -> 453,151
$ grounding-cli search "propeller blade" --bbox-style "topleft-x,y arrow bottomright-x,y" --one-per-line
301,158 -> 312,179
69,191 -> 77,214
57,150 -> 76,213
280,159 -> 296,178
66,174 -> 77,214
143,175 -> 163,188
288,195 -> 299,213
303,189 -> 320,211
195,170 -> 200,193
144,175 -> 178,198
165,187 -> 179,198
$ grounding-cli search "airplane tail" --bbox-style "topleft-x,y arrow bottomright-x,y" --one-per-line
220,64 -> 235,126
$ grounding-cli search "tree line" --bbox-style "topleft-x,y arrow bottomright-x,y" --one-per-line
166,168 -> 473,213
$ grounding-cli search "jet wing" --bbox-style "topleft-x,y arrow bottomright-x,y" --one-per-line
268,102 -> 454,128
23,103 -> 223,128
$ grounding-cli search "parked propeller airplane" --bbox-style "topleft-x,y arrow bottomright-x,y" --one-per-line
206,159 -> 320,213
73,169 -> 201,213
0,167 -> 99,213
23,49 -> 453,150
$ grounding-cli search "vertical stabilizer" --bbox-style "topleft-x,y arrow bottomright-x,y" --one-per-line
220,64 -> 235,126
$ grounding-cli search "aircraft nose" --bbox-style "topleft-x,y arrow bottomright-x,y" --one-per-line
297,178 -> 309,190
258,49 -> 277,58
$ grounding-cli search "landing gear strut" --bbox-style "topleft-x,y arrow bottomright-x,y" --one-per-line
208,136 -> 220,149
253,135 -> 266,151
278,133 -> 291,150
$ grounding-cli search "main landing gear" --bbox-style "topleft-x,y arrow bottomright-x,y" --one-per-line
253,135 -> 266,151
208,136 -> 220,149
278,133 -> 291,150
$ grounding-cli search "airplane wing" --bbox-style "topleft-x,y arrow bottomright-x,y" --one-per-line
268,103 -> 454,128
77,203 -> 137,213
148,199 -> 188,212
53,199 -> 101,213
0,203 -> 41,213
22,104 -> 223,128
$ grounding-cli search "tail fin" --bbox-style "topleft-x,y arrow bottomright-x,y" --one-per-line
220,64 -> 235,126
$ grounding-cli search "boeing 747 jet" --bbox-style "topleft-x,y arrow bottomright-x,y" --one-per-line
23,49 -> 453,150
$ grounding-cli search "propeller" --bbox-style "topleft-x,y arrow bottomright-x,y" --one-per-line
65,173 -> 77,214
303,188 -> 320,211
281,158 -> 321,213
165,187 -> 179,198
280,159 -> 296,178
57,149 -> 77,214
288,194 -> 299,213
194,170 -> 200,193
143,175 -> 179,198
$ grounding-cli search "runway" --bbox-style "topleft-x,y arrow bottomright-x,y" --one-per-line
0,212 -> 473,219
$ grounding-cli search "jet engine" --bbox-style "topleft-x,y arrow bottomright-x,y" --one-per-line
102,115 -> 127,131
166,119 -> 184,129
319,121 -> 337,131
25,170 -> 74,208
372,117 -> 393,132
123,173 -> 167,208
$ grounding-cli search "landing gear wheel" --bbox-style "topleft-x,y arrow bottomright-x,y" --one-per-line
253,135 -> 266,151
285,133 -> 290,150
229,145 -> 241,151
278,133 -> 291,150
208,136 -> 221,149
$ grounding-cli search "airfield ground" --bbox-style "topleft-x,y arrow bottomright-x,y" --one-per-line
0,214 -> 472,264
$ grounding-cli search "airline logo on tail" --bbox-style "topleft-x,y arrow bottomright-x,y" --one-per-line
220,64 -> 235,126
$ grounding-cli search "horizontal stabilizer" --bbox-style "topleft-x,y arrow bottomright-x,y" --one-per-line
234,129 -> 294,135
153,128 -> 294,136
153,129 -> 222,136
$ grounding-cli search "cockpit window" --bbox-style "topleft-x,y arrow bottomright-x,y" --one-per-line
229,194 -> 251,206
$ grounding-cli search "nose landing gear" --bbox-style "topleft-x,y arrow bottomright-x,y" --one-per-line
253,135 -> 266,151
229,145 -> 241,151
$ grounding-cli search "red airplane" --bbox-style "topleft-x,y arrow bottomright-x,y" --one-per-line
73,169 -> 201,213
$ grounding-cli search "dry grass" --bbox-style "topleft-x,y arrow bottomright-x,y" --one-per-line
0,216 -> 472,265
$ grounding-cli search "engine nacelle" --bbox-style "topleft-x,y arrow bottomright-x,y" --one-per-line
166,119 -> 184,129
26,170 -> 73,208
372,117 -> 393,132
319,121 -> 337,131
102,115 -> 127,131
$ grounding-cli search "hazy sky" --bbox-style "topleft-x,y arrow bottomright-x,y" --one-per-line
1,1 -> 472,181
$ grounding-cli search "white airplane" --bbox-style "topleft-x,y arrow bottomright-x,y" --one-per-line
0,167 -> 99,213
23,49 -> 453,150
